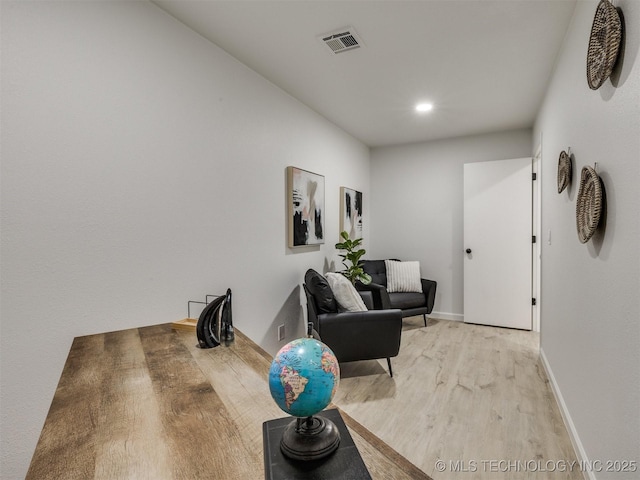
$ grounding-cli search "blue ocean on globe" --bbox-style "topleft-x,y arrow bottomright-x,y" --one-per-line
269,337 -> 340,418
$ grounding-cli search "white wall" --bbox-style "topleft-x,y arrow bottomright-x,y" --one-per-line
370,129 -> 532,320
0,2 -> 370,478
533,0 -> 640,477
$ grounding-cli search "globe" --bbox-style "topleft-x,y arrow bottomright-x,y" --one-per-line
269,337 -> 340,418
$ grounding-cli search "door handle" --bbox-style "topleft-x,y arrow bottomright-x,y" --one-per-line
466,248 -> 472,254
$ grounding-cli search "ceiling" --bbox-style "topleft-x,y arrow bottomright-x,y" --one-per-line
153,0 -> 577,148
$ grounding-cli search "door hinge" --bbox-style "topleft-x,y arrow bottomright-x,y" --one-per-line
532,235 -> 537,243
532,172 -> 537,181
532,298 -> 537,306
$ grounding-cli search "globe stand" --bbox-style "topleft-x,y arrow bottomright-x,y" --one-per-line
280,415 -> 341,461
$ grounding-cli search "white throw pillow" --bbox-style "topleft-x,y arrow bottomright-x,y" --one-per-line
385,260 -> 423,293
325,273 -> 368,312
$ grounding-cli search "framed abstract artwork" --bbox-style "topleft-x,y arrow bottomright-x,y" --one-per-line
340,187 -> 363,240
287,166 -> 325,247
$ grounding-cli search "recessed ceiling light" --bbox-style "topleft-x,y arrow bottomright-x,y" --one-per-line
415,103 -> 433,113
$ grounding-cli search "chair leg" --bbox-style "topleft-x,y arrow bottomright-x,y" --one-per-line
423,314 -> 427,327
386,357 -> 393,377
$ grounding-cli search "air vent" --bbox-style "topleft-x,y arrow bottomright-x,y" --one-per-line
319,27 -> 363,54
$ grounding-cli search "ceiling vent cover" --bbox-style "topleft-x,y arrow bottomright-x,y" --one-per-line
319,27 -> 363,54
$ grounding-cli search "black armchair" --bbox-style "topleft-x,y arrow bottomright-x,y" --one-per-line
356,259 -> 437,327
303,269 -> 402,377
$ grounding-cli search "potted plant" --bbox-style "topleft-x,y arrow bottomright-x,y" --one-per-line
335,231 -> 372,285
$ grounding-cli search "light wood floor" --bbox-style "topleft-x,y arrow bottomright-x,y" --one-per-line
332,317 -> 582,480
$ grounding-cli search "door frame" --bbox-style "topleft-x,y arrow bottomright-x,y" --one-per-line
533,143 -> 542,333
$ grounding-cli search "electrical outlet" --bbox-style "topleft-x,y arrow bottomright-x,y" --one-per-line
278,324 -> 285,341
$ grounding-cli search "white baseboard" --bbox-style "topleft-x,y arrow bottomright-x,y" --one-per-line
539,347 -> 593,480
430,311 -> 464,322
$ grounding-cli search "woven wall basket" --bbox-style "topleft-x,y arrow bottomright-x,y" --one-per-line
576,166 -> 603,243
587,0 -> 622,90
557,150 -> 572,193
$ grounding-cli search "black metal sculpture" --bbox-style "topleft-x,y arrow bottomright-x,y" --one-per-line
196,288 -> 233,348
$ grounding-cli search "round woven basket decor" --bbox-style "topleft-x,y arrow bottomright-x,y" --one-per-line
576,166 -> 603,243
587,0 -> 622,90
557,150 -> 572,193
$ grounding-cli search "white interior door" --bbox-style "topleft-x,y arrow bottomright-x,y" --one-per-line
464,158 -> 532,330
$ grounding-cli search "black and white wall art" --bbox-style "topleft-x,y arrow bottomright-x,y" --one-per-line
287,166 -> 325,247
340,187 -> 363,240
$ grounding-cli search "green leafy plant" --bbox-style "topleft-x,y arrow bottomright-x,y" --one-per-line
335,231 -> 372,285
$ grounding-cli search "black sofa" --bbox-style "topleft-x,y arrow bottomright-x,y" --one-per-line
356,259 -> 437,327
303,269 -> 403,376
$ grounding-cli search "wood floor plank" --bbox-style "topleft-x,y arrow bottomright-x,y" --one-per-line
332,317 -> 582,480
340,409 -> 430,480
